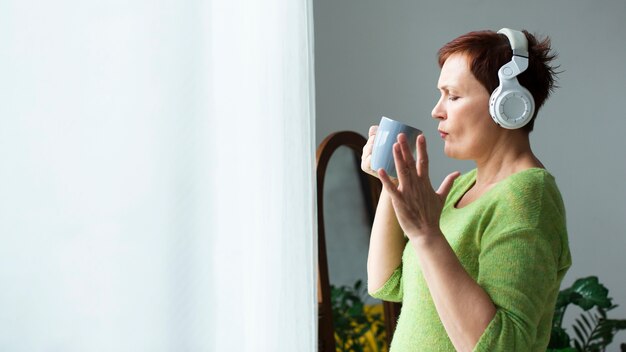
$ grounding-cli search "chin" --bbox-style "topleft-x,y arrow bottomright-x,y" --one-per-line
443,144 -> 472,160
443,144 -> 457,159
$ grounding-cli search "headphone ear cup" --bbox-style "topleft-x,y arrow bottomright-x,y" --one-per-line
489,86 -> 502,126
489,84 -> 535,129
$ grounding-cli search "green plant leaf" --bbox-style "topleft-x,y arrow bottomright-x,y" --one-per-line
569,277 -> 612,311
572,324 -> 586,346
580,313 -> 592,333
548,326 -> 571,349
593,317 -> 626,348
573,338 -> 583,351
555,290 -> 575,310
569,308 -> 625,352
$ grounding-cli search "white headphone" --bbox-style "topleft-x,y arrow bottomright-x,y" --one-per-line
488,28 -> 535,129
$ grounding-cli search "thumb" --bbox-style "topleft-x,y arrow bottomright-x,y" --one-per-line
436,171 -> 461,199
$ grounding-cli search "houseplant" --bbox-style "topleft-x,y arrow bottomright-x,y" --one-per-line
548,276 -> 626,352
330,280 -> 386,352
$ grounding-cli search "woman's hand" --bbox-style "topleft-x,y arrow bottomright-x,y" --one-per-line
361,125 -> 384,179
377,133 -> 460,239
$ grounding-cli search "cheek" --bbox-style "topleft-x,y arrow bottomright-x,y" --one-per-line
445,113 -> 492,158
457,103 -> 492,136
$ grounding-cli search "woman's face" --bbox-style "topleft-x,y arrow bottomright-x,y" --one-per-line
431,53 -> 502,160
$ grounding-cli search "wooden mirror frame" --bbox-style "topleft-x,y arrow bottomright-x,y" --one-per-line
316,131 -> 401,351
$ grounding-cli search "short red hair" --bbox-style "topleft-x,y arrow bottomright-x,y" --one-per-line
437,30 -> 560,132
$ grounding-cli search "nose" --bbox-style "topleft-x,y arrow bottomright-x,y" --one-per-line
431,96 -> 446,121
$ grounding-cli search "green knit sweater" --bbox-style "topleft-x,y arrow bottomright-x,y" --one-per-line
370,168 -> 572,351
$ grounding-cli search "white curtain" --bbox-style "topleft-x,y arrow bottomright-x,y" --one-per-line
0,0 -> 316,350
208,0 -> 317,351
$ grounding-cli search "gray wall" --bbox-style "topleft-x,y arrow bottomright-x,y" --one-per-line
315,0 -> 626,348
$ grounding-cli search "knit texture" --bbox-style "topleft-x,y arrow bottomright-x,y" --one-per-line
370,168 -> 571,351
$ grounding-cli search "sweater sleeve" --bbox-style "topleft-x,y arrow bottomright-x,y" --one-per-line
368,265 -> 403,302
472,227 -> 560,351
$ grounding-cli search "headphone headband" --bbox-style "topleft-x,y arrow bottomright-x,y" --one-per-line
497,28 -> 529,58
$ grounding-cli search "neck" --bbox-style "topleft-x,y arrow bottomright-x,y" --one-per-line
474,130 -> 542,187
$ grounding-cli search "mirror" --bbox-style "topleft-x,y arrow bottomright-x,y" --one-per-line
322,145 -> 387,350
323,145 -> 372,290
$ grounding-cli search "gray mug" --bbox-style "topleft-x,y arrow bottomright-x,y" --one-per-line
371,116 -> 422,178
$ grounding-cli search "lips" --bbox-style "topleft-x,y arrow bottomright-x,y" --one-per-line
438,130 -> 448,139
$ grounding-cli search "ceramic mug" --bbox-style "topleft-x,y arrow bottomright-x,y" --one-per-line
371,116 -> 422,178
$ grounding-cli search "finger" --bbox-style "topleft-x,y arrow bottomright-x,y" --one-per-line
360,153 -> 369,172
436,171 -> 461,198
377,168 -> 399,195
362,126 -> 378,156
361,154 -> 374,175
363,134 -> 375,156
416,134 -> 430,179
397,133 -> 416,167
368,125 -> 378,137
392,142 -> 412,186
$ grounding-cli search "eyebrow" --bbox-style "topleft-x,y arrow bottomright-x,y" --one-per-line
437,85 -> 458,92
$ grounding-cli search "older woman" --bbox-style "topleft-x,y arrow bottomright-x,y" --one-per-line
361,29 -> 571,351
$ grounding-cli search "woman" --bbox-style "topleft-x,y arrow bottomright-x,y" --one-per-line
361,29 -> 571,351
